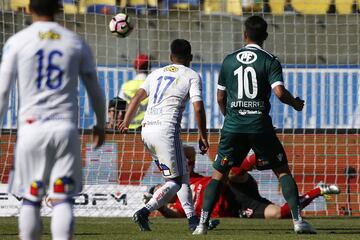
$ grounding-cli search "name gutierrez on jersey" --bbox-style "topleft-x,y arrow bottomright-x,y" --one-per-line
230,100 -> 265,109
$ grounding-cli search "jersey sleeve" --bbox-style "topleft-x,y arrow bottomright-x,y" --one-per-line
217,58 -> 227,91
79,40 -> 106,128
0,39 -> 17,122
268,58 -> 284,89
189,73 -> 202,103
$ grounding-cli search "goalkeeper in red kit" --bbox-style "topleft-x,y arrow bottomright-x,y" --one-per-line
145,153 -> 340,220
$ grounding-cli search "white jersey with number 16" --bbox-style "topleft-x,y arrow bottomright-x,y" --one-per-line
0,21 -> 104,129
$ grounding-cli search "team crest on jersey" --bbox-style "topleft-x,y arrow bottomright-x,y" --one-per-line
39,31 -> 61,40
221,156 -> 229,166
164,66 -> 178,72
236,51 -> 257,64
54,177 -> 74,193
30,181 -> 45,197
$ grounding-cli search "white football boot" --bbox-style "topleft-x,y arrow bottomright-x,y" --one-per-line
192,223 -> 208,235
294,220 -> 317,234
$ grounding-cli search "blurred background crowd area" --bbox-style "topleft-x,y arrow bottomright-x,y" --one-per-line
2,0 -> 360,16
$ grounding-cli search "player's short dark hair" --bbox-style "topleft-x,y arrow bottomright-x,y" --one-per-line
244,16 -> 268,43
171,39 -> 192,59
108,97 -> 127,111
29,0 -> 61,17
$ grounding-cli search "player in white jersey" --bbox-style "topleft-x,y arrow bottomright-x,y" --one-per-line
119,39 -> 209,231
0,0 -> 106,239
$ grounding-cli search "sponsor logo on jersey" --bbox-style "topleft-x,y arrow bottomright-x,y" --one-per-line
54,177 -> 74,193
236,51 -> 257,64
144,120 -> 161,126
238,110 -> 262,115
164,66 -> 179,72
30,181 -> 45,197
221,156 -> 229,166
39,31 -> 61,40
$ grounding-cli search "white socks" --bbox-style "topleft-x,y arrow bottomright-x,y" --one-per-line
19,203 -> 41,240
51,201 -> 74,240
177,176 -> 196,218
145,180 -> 181,212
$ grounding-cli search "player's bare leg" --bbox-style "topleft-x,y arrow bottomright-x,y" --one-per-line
273,165 -> 316,234
193,169 -> 227,235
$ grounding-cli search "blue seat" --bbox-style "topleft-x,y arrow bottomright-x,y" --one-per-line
86,4 -> 118,14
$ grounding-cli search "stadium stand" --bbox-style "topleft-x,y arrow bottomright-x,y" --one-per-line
10,0 -> 30,13
291,0 -> 331,14
120,0 -> 158,14
83,0 -> 118,14
63,0 -> 78,14
203,0 -> 243,15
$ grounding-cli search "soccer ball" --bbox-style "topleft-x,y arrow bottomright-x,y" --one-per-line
109,13 -> 134,38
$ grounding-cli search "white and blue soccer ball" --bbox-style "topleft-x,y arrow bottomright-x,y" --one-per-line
109,13 -> 134,38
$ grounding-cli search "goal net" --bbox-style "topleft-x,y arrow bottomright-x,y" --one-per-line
0,0 -> 359,217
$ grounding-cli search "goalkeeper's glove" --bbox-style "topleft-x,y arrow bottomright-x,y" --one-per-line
143,192 -> 153,204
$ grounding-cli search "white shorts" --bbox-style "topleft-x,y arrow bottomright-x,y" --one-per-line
141,128 -> 188,179
9,121 -> 82,202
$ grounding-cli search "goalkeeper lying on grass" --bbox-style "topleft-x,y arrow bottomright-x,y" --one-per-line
144,152 -> 340,220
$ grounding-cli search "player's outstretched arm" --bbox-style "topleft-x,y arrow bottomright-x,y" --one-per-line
119,88 -> 147,133
81,71 -> 106,148
80,41 -> 106,148
193,100 -> 209,154
273,85 -> 304,111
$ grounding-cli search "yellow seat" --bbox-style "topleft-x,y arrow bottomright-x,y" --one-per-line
204,0 -> 242,15
204,0 -> 221,14
269,0 -> 286,15
227,0 -> 243,15
292,0 -> 331,14
63,0 -> 79,14
335,0 -> 353,14
120,0 -> 158,8
10,0 -> 30,13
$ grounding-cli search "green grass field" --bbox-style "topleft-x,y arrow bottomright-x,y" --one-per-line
1,217 -> 360,240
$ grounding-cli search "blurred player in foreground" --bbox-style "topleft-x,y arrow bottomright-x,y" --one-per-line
194,15 -> 316,235
147,154 -> 340,220
0,0 -> 105,239
120,39 -> 209,231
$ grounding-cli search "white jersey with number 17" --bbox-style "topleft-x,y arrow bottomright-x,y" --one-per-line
140,64 -> 202,132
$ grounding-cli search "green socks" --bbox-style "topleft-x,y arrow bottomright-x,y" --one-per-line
199,179 -> 222,224
279,174 -> 302,221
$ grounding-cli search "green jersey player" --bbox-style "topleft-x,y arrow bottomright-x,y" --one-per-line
193,16 -> 316,235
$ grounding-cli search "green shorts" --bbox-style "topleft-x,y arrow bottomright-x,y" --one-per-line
213,130 -> 288,173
